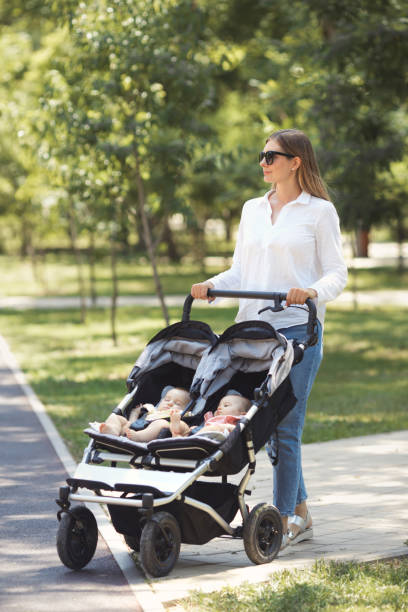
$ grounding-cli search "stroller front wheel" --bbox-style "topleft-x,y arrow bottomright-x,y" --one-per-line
139,511 -> 181,577
243,503 -> 282,564
56,505 -> 98,570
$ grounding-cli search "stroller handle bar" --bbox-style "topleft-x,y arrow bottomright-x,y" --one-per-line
182,289 -> 318,347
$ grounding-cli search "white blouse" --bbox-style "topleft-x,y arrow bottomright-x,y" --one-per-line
208,190 -> 348,329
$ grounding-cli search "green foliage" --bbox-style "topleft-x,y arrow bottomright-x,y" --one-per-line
0,0 -> 407,257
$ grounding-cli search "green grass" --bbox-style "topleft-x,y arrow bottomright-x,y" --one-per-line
347,266 -> 408,291
0,254 -> 228,297
181,558 -> 408,611
303,306 -> 408,442
1,253 -> 407,297
0,303 -> 407,460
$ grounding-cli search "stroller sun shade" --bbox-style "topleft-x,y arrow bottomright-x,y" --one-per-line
187,319 -> 297,474
124,319 -> 218,413
191,319 -> 294,410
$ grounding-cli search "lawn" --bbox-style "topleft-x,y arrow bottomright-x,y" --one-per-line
0,254 -> 228,297
0,302 -> 407,460
181,558 -> 408,611
1,253 -> 407,297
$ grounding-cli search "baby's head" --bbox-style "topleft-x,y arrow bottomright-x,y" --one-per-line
215,392 -> 250,417
158,387 -> 190,412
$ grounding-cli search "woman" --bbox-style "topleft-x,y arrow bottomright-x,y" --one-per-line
191,128 -> 347,549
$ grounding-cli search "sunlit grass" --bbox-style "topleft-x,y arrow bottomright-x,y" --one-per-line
1,254 -> 407,297
181,558 -> 408,611
0,254 -> 227,297
1,304 -> 407,459
347,265 -> 408,291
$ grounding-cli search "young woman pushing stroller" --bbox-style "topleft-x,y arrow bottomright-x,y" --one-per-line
191,128 -> 348,549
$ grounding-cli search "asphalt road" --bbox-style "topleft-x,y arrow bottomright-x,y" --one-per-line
0,355 -> 141,612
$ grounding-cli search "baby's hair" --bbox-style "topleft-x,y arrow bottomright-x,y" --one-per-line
239,397 -> 251,413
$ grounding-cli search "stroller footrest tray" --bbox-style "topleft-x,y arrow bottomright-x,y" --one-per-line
84,428 -> 149,455
147,435 -> 221,461
66,477 -> 114,492
72,462 -> 189,494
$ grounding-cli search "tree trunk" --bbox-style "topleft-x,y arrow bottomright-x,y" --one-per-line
133,156 -> 169,326
224,213 -> 233,243
191,221 -> 207,277
110,226 -> 118,346
88,230 -> 97,306
118,202 -> 131,255
355,227 -> 370,257
68,201 -> 87,324
395,212 -> 405,272
349,233 -> 359,311
162,218 -> 180,262
20,216 -> 31,259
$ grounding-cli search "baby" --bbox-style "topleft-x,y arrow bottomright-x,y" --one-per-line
124,390 -> 250,443
170,392 -> 251,439
97,387 -> 190,441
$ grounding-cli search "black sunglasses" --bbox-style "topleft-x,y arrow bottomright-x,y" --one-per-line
259,150 -> 295,165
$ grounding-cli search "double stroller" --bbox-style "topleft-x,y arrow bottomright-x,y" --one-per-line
56,289 -> 317,577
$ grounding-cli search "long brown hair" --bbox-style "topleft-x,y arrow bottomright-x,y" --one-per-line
267,129 -> 330,201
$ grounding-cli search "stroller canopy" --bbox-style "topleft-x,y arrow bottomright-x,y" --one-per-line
190,320 -> 294,404
126,320 -> 218,410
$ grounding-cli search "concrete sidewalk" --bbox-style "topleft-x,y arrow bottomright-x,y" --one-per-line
153,431 -> 408,608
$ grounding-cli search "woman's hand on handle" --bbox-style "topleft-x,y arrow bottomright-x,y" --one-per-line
191,281 -> 215,303
286,287 -> 317,306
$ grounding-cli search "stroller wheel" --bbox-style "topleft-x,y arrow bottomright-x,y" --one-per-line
243,503 -> 282,564
56,505 -> 98,570
139,511 -> 181,577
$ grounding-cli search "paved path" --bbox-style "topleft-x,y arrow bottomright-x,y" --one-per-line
0,289 -> 407,310
0,331 -> 407,610
160,431 -> 408,608
0,339 -> 143,612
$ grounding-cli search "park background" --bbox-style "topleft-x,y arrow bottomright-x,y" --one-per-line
0,2 -> 407,608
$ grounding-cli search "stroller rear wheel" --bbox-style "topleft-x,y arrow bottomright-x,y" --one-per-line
243,503 -> 282,564
57,505 -> 98,570
139,511 -> 181,577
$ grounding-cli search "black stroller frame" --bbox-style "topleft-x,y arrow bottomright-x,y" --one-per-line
56,290 -> 317,577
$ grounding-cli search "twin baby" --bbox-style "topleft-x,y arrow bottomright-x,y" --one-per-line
98,386 -> 250,442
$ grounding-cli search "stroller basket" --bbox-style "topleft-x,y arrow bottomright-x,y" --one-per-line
56,290 -> 317,578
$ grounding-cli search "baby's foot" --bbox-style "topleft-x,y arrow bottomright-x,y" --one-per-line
100,414 -> 127,436
170,409 -> 189,437
124,427 -> 138,441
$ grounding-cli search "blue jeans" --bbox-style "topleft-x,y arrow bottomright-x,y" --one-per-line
266,321 -> 323,516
